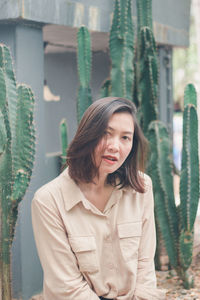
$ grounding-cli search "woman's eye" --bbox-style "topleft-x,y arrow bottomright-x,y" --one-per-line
122,136 -> 131,141
104,131 -> 111,136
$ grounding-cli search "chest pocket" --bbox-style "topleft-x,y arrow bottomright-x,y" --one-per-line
117,222 -> 142,262
69,236 -> 99,273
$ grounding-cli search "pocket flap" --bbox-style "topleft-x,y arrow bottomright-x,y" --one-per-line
118,222 -> 142,238
69,236 -> 96,252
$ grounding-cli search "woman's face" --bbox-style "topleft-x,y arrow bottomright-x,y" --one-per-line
94,112 -> 134,177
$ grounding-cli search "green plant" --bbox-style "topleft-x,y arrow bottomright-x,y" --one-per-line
133,0 -> 162,269
109,0 -> 134,100
147,84 -> 199,288
59,118 -> 68,169
134,0 -> 199,287
77,26 -> 92,123
135,0 -> 158,133
136,26 -> 158,133
0,44 -> 35,299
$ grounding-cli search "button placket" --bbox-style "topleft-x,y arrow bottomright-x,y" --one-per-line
104,217 -> 116,271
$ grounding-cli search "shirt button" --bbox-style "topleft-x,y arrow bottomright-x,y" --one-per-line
105,235 -> 111,242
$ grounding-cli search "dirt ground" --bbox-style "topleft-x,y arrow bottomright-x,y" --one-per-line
157,252 -> 200,299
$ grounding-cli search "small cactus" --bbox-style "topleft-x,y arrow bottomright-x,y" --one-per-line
77,26 -> 92,123
0,44 -> 35,300
59,118 -> 68,169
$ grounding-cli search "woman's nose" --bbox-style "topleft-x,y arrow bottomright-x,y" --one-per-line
107,137 -> 119,152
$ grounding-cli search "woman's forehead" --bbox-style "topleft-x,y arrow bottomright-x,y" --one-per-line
107,112 -> 134,131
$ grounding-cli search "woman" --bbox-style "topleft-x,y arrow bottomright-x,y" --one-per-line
32,97 -> 166,300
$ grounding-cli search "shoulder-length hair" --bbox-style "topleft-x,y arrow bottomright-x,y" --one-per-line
66,97 -> 148,193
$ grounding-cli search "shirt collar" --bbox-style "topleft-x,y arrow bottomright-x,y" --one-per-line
59,168 -> 84,211
59,168 -> 135,212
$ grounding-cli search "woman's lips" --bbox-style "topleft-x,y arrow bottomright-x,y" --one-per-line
102,155 -> 118,164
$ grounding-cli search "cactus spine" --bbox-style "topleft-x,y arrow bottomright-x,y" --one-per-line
0,44 -> 35,299
109,0 -> 134,100
77,26 -> 92,123
147,84 -> 199,288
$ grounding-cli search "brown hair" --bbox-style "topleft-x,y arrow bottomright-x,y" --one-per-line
66,97 -> 148,193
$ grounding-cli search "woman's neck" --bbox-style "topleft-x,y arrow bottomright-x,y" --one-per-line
79,174 -> 108,193
78,175 -> 114,212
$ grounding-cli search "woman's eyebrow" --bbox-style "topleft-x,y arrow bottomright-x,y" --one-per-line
107,126 -> 134,135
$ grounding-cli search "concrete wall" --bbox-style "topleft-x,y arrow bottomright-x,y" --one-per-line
0,0 -> 191,47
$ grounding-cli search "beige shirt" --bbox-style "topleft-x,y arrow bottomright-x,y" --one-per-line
32,168 -> 166,300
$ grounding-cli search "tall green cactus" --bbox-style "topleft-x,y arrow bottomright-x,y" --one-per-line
0,44 -> 35,299
134,0 -> 200,288
109,0 -> 134,100
77,26 -> 92,123
135,25 -> 158,133
147,84 -> 199,288
180,84 -> 199,231
134,0 -> 161,269
147,120 -> 179,268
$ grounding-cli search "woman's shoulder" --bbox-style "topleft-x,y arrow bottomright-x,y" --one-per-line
124,172 -> 152,194
141,172 -> 153,190
33,168 -> 70,204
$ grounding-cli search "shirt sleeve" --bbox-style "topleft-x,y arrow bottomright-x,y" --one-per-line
133,176 -> 166,300
31,190 -> 100,300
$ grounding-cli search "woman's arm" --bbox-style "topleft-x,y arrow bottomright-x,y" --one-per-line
133,176 -> 166,300
31,190 -> 100,300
